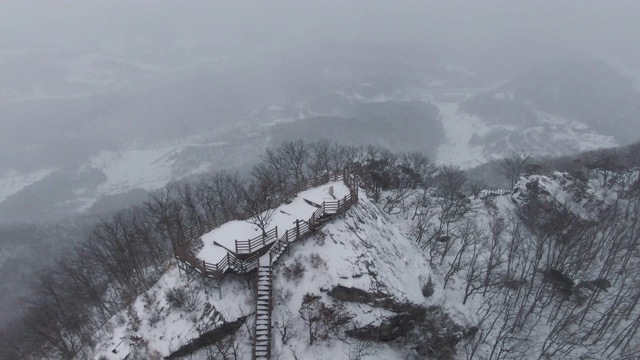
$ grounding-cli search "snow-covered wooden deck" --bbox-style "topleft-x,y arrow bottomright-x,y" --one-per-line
197,181 -> 350,264
173,170 -> 358,281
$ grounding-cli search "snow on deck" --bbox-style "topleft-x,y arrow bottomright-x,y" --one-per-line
197,181 -> 350,264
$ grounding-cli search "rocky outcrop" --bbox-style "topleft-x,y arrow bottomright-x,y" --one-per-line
165,316 -> 247,359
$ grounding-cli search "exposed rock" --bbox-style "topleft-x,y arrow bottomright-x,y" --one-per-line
196,303 -> 225,334
345,304 -> 466,360
164,316 -> 247,359
327,285 -> 373,303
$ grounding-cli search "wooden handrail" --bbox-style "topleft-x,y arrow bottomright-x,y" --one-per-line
236,226 -> 279,253
174,169 -> 359,280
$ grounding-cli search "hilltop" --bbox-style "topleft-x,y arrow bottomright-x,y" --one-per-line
4,140 -> 640,360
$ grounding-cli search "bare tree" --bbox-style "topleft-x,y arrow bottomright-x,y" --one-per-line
409,192 -> 439,251
435,164 -> 467,202
482,214 -> 508,296
299,293 -> 324,345
144,187 -> 184,243
469,180 -> 486,199
252,161 -> 288,202
274,308 -> 298,345
206,171 -> 245,222
278,140 -> 310,184
242,183 -> 277,237
308,139 -> 333,176
333,144 -> 362,173
346,340 -> 383,360
359,146 -> 398,202
443,220 -> 482,288
171,182 -> 205,233
399,151 -> 438,189
498,151 -> 531,188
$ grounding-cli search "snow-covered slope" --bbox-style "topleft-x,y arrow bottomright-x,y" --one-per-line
0,168 -> 56,204
432,96 -> 618,168
269,194 -> 435,359
88,191 -> 445,359
83,162 -> 640,359
0,135 -> 263,222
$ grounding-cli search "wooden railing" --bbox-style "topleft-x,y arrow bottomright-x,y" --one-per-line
479,185 -> 512,197
174,169 -> 358,280
173,172 -> 345,253
269,173 -> 359,264
289,171 -> 345,196
268,219 -> 309,262
236,227 -> 279,254
233,251 -> 260,273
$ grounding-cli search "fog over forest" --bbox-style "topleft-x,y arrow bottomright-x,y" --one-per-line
1,1 -> 640,359
1,1 -> 639,173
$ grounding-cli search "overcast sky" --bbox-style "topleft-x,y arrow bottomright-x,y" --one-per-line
1,1 -> 639,59
1,0 -> 639,171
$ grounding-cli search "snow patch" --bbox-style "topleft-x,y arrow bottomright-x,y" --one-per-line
0,168 -> 57,204
435,102 -> 491,168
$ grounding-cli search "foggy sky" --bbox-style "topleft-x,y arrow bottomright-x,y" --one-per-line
1,1 -> 639,59
2,0 -> 640,347
1,0 -> 640,170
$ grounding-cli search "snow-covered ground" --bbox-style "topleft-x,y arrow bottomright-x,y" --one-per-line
91,266 -> 253,360
198,181 -> 350,263
85,141 -> 224,200
269,194 -> 434,360
90,188 -> 435,360
0,168 -> 56,204
433,100 -> 618,168
89,147 -> 185,195
89,167 -> 640,359
434,101 -> 492,168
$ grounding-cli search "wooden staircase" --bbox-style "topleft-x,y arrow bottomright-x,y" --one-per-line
248,175 -> 358,359
254,258 -> 273,360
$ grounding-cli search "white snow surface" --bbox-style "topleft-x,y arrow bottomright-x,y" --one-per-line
0,168 -> 56,204
198,181 -> 350,263
435,101 -> 491,168
87,143 -> 217,195
433,100 -> 618,168
268,193 -> 434,359
91,266 -> 253,360
90,148 -> 183,195
90,171 -> 640,359
90,188 -> 440,360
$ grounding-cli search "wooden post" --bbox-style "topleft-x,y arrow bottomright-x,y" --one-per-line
286,230 -> 291,256
296,219 -> 300,239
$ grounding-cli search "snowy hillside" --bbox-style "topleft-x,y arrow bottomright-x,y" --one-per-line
86,159 -> 640,359
88,190 -> 458,360
0,135 -> 264,223
0,168 -> 56,204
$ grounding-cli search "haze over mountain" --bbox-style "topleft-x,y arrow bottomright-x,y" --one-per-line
1,1 -> 640,359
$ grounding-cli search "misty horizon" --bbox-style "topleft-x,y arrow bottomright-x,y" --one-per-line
1,3 -> 640,358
